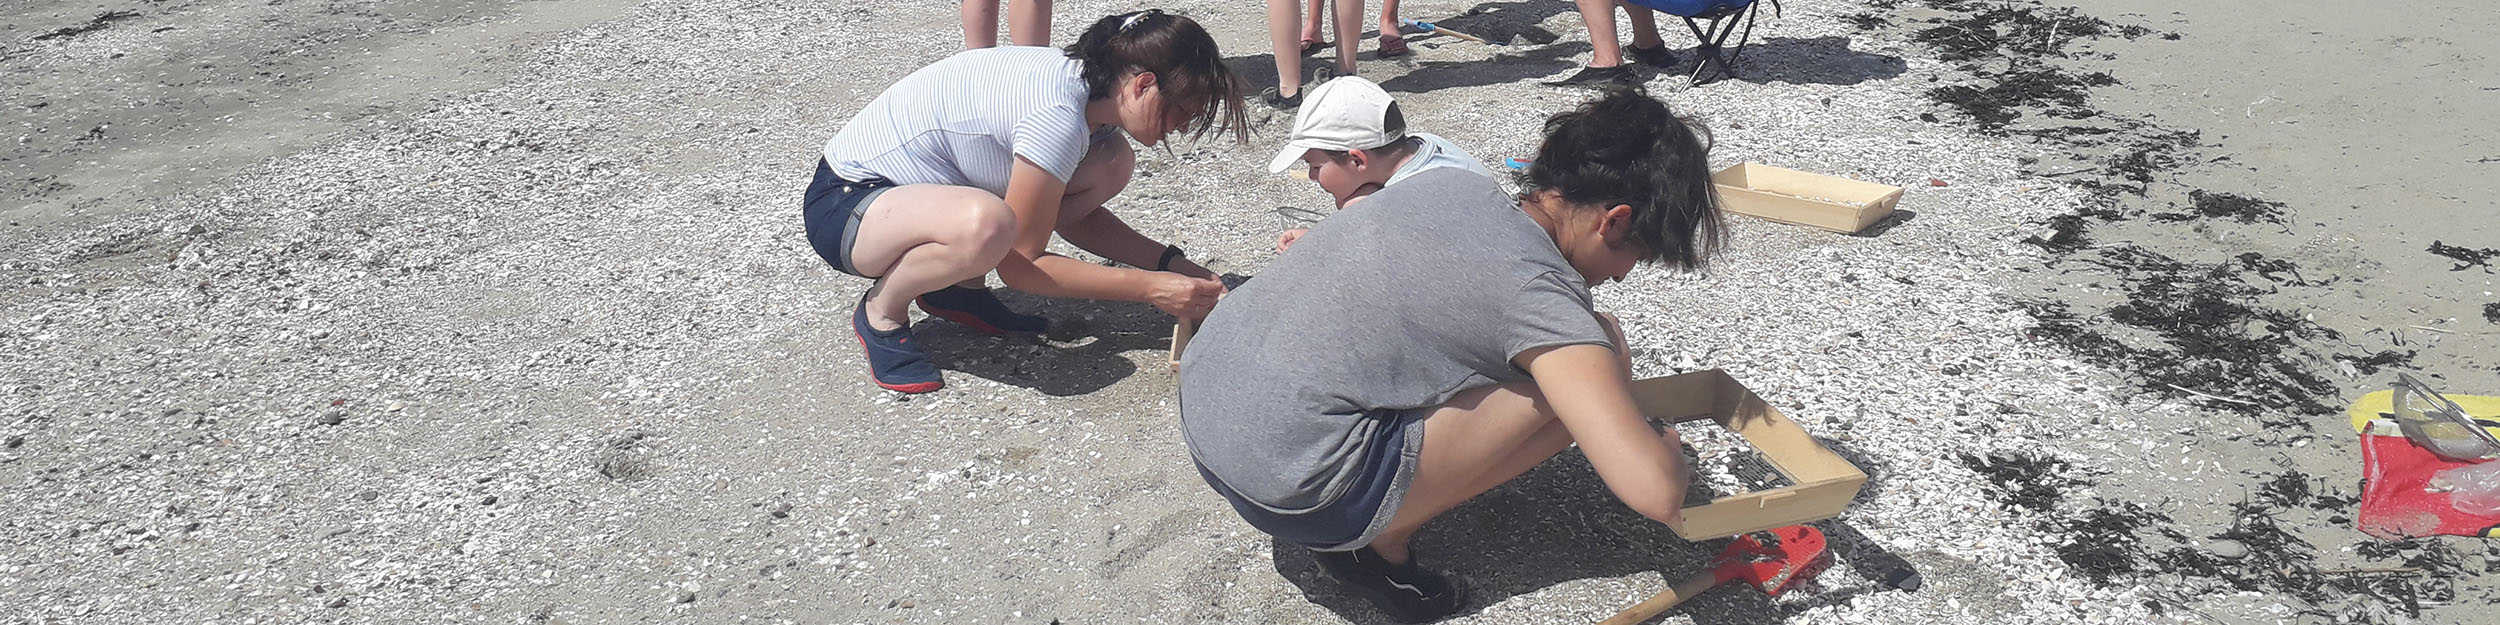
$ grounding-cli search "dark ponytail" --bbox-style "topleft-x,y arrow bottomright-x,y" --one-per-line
1522,85 -> 1725,270
1065,10 -> 1249,143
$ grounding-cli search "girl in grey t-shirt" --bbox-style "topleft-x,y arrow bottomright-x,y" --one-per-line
805,11 -> 1248,393
1179,87 -> 1726,622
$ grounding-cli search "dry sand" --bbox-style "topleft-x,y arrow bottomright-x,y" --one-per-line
3,0 -> 2495,623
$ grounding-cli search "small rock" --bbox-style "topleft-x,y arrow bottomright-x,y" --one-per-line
354,490 -> 380,502
1927,178 -> 1949,187
325,597 -> 348,608
769,502 -> 791,519
316,413 -> 345,426
2205,539 -> 2249,559
673,590 -> 696,604
5,435 -> 21,449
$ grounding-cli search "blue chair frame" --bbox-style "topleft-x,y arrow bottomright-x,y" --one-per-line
1621,0 -> 1780,82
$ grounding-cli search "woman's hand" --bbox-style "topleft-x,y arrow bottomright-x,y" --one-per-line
1148,273 -> 1227,320
1275,228 -> 1310,253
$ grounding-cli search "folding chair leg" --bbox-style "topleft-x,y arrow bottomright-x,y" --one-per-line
1680,16 -> 1742,82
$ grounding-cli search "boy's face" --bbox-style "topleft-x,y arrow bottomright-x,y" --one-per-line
1299,148 -> 1393,209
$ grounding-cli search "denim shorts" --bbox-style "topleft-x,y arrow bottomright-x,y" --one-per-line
1197,411 -> 1424,551
802,159 -> 894,277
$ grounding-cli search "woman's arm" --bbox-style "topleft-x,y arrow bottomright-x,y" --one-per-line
993,157 -> 1223,318
1058,207 -> 1217,280
1517,342 -> 1690,525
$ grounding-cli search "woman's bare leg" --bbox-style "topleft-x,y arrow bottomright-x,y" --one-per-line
1574,0 -> 1625,67
844,185 -> 1020,330
1368,326 -> 1643,565
1377,0 -> 1403,43
1366,381 -> 1577,564
1007,0 -> 1052,46
962,0 -> 999,49
1269,0 -> 1306,96
1624,2 -> 1663,49
1303,0 -> 1328,43
1332,0 -> 1362,73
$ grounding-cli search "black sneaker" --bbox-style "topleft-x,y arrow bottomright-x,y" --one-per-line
1543,64 -> 1638,88
1262,88 -> 1304,111
1311,547 -> 1464,623
1627,43 -> 1678,68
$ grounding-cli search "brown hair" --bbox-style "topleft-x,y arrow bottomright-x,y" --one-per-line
1064,10 -> 1249,143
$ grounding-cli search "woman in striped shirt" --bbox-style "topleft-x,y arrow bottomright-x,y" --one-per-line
807,10 -> 1247,393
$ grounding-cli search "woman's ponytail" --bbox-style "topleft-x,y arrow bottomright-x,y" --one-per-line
1061,10 -> 1247,143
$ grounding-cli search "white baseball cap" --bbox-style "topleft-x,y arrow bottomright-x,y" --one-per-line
1265,77 -> 1406,174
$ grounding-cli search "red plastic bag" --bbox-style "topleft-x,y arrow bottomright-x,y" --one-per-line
2357,426 -> 2500,539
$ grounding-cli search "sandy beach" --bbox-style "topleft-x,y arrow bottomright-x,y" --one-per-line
4,0 -> 2494,623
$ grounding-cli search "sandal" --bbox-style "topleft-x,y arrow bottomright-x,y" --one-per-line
1299,38 -> 1328,56
1377,35 -> 1411,58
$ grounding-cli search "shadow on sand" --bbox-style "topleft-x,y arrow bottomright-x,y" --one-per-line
914,290 -> 1171,396
1263,436 -> 1912,623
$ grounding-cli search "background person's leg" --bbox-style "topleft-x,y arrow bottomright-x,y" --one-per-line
1007,0 -> 1052,46
1268,0 -> 1306,98
845,185 -> 1020,331
1332,0 -> 1362,73
962,0 -> 999,49
1574,0 -> 1625,67
1303,0 -> 1327,47
1624,1 -> 1664,50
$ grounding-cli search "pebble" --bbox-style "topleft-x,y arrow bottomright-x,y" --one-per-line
2205,539 -> 2249,559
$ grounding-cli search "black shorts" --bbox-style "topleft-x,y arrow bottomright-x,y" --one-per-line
802,159 -> 895,277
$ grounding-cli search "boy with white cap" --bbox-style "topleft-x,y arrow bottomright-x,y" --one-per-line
1268,77 -> 1495,252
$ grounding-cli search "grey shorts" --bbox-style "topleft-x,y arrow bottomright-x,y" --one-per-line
1196,411 -> 1425,551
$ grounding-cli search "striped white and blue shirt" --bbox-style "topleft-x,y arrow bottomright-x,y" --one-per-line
823,46 -> 1098,196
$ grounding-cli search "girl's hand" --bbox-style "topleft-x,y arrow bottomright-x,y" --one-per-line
1148,273 -> 1226,320
1275,228 -> 1310,253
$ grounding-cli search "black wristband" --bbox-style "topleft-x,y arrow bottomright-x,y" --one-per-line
1155,244 -> 1186,272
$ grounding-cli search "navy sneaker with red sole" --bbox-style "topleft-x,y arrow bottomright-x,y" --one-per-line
915,286 -> 1048,335
853,300 -> 943,394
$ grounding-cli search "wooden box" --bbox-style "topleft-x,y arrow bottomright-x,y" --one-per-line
1710,163 -> 1903,234
1633,369 -> 1865,540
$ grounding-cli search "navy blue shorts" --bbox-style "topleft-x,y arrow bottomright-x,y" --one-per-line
802,159 -> 894,277
1197,412 -> 1423,551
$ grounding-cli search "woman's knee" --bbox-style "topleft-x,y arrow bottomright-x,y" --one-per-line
1070,137 -> 1137,191
956,196 -> 1020,257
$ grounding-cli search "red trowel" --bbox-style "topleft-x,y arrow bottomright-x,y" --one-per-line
1599,525 -> 1831,625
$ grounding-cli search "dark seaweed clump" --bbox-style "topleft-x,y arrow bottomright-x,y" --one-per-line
1958,462 -> 2480,624
1842,13 -> 1892,30
2334,350 -> 2417,376
2427,241 -> 2497,271
2189,190 -> 2288,225
2025,246 -> 2343,424
1927,69 -> 2116,131
2485,302 -> 2499,324
2056,500 -> 2164,585
2021,213 -> 2090,252
1909,1 -> 2156,133
1958,451 -> 2081,514
32,10 -> 139,42
1910,2 -> 2151,61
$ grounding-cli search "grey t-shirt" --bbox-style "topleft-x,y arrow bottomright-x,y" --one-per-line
1178,168 -> 1613,512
